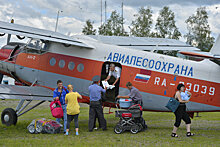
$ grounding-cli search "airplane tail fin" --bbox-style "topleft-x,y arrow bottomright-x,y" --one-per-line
210,34 -> 220,55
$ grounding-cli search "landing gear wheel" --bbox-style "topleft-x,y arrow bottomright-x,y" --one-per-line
114,125 -> 123,134
1,108 -> 17,126
130,124 -> 139,134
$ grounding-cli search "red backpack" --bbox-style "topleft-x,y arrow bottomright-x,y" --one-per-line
50,100 -> 63,118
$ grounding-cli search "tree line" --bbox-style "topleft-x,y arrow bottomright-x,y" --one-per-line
82,6 -> 215,51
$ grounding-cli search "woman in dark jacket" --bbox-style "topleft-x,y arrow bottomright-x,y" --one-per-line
171,83 -> 195,137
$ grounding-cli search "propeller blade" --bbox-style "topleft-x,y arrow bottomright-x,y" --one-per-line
7,34 -> 11,45
0,73 -> 3,84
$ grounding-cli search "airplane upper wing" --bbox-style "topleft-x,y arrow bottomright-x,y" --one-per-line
86,35 -> 199,51
0,84 -> 53,101
0,21 -> 93,49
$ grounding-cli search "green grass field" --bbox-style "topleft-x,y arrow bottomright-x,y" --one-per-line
0,100 -> 219,147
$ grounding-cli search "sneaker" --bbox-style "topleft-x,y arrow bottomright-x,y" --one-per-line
76,132 -> 79,135
64,132 -> 69,135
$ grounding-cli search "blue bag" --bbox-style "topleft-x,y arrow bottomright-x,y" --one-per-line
165,98 -> 180,112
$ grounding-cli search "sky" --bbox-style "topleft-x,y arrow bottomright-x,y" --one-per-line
0,0 -> 220,46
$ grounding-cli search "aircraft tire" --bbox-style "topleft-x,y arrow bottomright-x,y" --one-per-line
1,108 -> 17,126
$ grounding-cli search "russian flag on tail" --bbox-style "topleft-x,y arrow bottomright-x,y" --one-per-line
134,69 -> 151,83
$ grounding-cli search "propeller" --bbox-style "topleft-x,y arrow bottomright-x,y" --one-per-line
7,34 -> 11,45
0,73 -> 3,84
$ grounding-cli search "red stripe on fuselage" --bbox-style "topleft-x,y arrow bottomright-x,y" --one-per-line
15,52 -> 220,107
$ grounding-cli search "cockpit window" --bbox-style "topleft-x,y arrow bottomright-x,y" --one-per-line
26,39 -> 49,54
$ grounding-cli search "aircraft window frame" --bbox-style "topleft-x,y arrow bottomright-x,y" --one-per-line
26,39 -> 49,54
49,58 -> 56,66
68,62 -> 75,70
77,63 -> 84,72
59,60 -> 65,68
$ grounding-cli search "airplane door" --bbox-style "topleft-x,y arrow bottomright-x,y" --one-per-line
100,62 -> 122,102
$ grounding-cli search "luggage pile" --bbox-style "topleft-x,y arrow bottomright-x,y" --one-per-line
27,118 -> 62,134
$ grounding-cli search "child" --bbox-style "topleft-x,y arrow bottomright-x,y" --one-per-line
65,84 -> 82,135
181,91 -> 191,101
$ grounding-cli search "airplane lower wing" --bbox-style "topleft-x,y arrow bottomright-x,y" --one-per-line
0,84 -> 53,101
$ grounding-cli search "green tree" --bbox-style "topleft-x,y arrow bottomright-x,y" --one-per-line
130,7 -> 153,37
98,11 -> 128,36
154,6 -> 181,39
82,19 -> 96,35
185,7 -> 214,51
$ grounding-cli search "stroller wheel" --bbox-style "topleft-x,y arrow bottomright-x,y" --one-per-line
137,123 -> 143,132
130,124 -> 139,134
114,125 -> 123,134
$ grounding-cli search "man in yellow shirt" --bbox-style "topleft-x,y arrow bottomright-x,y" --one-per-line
65,84 -> 82,135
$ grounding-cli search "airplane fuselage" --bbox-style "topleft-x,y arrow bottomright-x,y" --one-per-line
0,37 -> 219,112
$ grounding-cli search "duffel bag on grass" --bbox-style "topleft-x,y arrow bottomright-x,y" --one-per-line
27,118 -> 62,134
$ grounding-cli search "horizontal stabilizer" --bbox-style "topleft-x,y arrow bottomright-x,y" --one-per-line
179,51 -> 220,59
180,35 -> 220,65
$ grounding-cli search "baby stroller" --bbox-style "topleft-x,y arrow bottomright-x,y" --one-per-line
114,99 -> 144,134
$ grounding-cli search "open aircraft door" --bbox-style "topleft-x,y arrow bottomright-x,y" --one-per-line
100,61 -> 122,102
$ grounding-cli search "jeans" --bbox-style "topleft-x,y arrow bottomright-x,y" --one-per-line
56,104 -> 67,132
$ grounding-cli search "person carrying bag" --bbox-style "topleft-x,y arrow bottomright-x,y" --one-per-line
168,84 -> 194,138
53,80 -> 69,133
